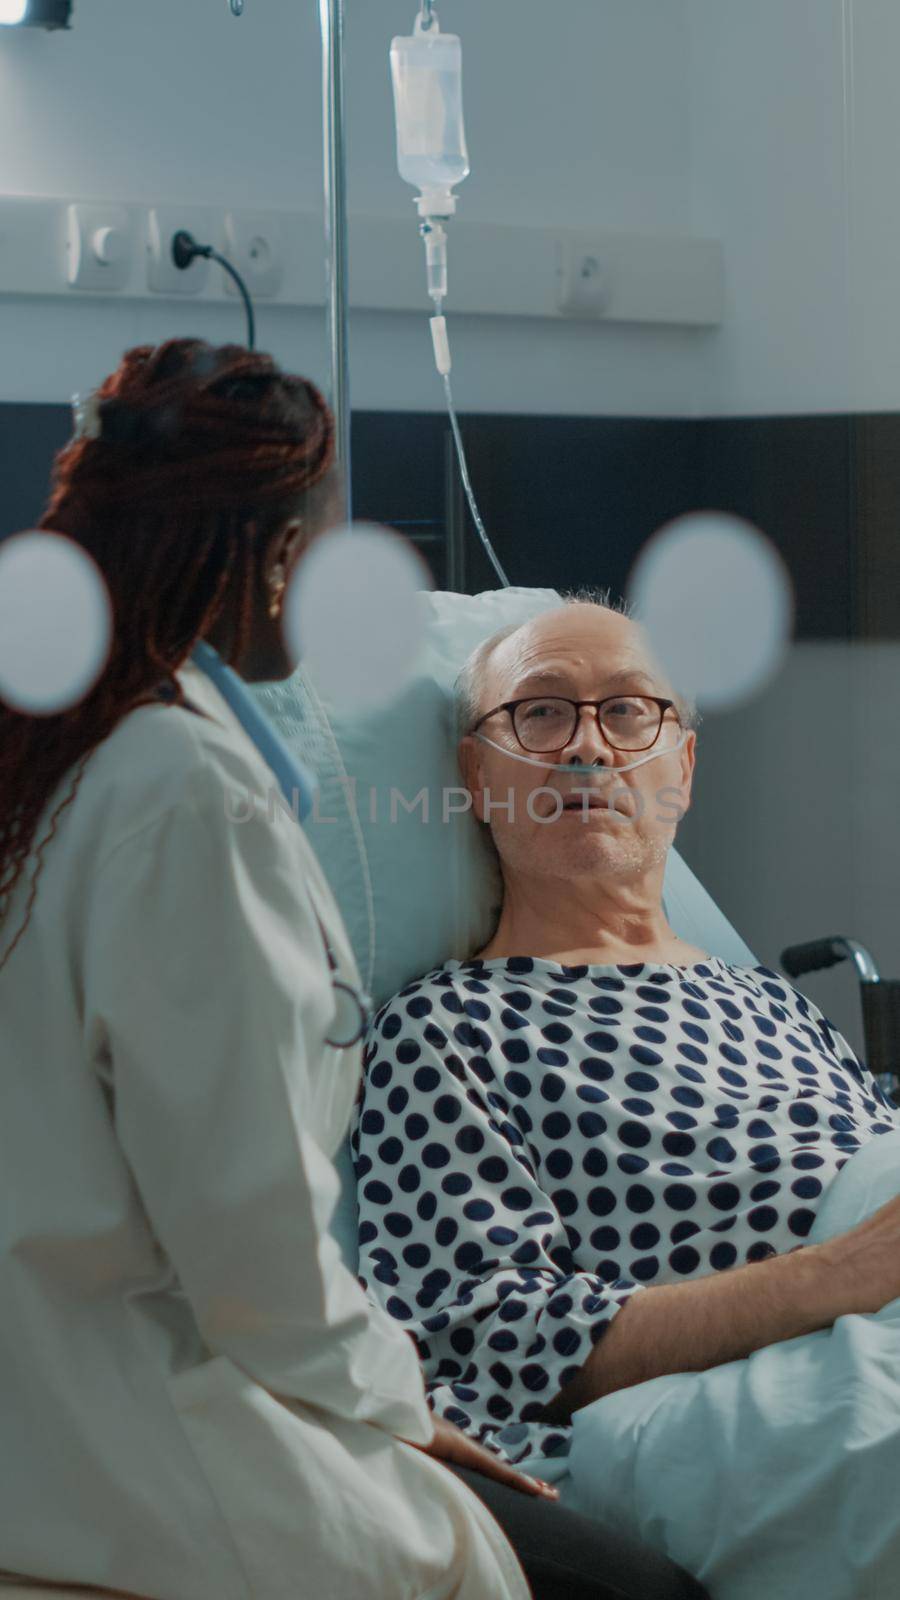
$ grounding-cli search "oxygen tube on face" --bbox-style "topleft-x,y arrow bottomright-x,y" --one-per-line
390,4 -> 511,587
473,731 -> 689,776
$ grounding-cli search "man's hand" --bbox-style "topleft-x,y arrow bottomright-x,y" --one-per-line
414,1414 -> 559,1500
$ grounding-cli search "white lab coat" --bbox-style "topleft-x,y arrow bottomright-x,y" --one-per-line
0,660 -> 527,1600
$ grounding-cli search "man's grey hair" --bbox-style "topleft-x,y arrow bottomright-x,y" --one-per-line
453,585 -> 699,739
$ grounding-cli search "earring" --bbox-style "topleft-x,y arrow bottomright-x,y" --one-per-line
267,567 -> 287,620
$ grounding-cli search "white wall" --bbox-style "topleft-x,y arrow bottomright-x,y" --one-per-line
844,0 -> 900,412
0,0 -> 705,415
684,1 -> 900,1053
687,0 -> 852,417
7,0 -> 899,418
687,0 -> 900,419
677,642 -> 900,1059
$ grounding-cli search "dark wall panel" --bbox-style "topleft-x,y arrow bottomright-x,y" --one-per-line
1,403 -> 71,539
2,400 -> 896,640
461,414 -> 704,596
697,416 -> 855,640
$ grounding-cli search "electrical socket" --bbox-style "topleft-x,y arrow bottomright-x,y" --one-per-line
222,211 -> 285,299
146,207 -> 215,295
556,237 -> 611,317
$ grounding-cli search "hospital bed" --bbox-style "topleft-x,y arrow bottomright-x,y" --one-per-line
18,581 -> 890,1600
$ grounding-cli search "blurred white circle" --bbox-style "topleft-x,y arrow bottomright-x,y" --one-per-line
0,532 -> 113,715
627,512 -> 793,711
285,522 -> 432,709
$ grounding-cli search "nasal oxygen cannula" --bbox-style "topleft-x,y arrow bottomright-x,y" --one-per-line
391,5 -> 511,588
473,732 -> 690,778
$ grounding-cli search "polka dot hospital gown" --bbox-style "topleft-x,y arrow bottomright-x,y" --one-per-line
350,956 -> 900,1466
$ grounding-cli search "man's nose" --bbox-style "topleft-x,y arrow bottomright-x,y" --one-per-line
562,705 -> 615,765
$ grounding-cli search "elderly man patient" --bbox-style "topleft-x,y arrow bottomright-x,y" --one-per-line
352,596 -> 900,1480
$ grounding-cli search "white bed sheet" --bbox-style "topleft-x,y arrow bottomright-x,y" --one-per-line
557,1128 -> 900,1600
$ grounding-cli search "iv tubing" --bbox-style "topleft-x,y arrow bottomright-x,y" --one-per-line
441,369 -> 511,588
429,307 -> 510,587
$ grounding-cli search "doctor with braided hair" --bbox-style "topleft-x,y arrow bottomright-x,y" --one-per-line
0,338 -> 568,1600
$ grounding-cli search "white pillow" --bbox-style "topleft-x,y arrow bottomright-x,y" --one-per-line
252,586 -> 563,1007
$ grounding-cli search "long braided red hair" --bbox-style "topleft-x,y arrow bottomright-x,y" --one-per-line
0,338 -> 335,968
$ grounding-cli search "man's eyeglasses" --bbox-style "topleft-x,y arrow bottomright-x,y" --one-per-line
470,695 -> 680,755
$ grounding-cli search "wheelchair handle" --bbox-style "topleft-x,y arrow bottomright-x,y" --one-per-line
781,937 -> 881,985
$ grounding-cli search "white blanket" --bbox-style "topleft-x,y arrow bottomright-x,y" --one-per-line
559,1128 -> 900,1600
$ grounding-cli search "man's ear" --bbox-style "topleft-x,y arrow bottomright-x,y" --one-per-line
678,729 -> 697,816
458,734 -> 486,822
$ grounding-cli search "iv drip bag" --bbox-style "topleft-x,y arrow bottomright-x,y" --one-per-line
391,15 -> 469,217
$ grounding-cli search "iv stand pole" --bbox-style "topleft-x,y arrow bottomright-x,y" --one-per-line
319,0 -> 352,518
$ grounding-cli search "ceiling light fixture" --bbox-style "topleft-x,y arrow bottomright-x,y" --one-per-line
0,1 -> 72,29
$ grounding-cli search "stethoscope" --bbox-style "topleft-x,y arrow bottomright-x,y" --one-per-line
312,906 -> 374,1049
175,643 -> 375,1052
